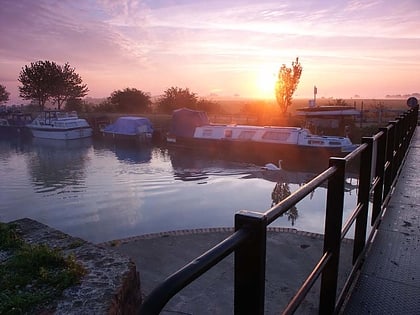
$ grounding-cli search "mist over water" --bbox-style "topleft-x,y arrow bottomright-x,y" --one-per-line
0,137 -> 359,243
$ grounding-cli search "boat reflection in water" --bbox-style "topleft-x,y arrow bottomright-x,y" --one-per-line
168,146 -> 359,227
168,146 -> 253,183
93,137 -> 153,165
27,137 -> 93,193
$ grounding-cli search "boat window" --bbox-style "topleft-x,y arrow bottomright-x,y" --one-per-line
329,141 -> 342,145
224,129 -> 232,138
262,131 -> 290,141
238,130 -> 256,140
202,129 -> 213,137
308,140 -> 324,145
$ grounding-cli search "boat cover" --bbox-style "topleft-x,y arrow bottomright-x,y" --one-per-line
103,116 -> 153,135
170,108 -> 209,137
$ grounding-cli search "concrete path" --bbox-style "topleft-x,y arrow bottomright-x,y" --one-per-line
103,228 -> 354,314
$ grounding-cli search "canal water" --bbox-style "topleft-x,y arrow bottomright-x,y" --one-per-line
0,137 -> 359,244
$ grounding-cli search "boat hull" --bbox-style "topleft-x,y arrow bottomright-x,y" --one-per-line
167,136 -> 354,166
101,131 -> 152,145
29,126 -> 93,140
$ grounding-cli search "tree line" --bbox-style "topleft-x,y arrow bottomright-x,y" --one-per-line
0,58 -> 302,115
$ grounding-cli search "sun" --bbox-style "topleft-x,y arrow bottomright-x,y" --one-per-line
255,67 -> 277,99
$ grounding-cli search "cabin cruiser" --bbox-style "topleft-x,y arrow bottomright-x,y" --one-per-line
27,111 -> 93,140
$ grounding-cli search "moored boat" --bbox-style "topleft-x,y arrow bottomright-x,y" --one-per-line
0,112 -> 33,138
27,110 -> 93,140
166,108 -> 358,164
101,116 -> 154,145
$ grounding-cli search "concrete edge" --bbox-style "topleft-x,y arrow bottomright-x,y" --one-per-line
99,226 -> 354,246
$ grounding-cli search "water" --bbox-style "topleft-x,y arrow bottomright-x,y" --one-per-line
0,137 -> 359,243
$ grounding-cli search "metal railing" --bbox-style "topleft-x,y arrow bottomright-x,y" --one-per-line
139,103 -> 418,315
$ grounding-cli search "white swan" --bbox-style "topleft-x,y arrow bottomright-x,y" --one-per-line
261,160 -> 282,171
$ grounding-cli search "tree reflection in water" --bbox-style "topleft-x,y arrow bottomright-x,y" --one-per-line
271,182 -> 298,226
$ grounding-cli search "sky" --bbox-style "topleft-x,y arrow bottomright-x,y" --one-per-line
1,0 -> 419,105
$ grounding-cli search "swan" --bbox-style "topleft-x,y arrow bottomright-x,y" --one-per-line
261,160 -> 282,171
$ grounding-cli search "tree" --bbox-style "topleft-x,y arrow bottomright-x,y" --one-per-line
156,87 -> 198,113
19,60 -> 57,109
275,57 -> 302,115
18,60 -> 88,110
0,84 -> 10,104
94,99 -> 117,113
196,98 -> 221,113
64,97 -> 87,113
51,63 -> 88,110
108,88 -> 152,113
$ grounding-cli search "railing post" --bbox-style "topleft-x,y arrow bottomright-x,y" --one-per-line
234,210 -> 267,315
400,113 -> 409,154
372,129 -> 387,224
391,119 -> 401,180
383,122 -> 395,199
394,116 -> 404,168
319,158 -> 346,314
353,137 -> 373,263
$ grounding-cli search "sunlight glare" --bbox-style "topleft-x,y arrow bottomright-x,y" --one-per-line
255,66 -> 277,99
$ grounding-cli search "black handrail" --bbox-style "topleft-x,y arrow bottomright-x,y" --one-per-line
139,102 -> 418,315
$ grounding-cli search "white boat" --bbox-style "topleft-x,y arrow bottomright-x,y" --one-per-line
27,111 -> 93,140
167,108 -> 358,164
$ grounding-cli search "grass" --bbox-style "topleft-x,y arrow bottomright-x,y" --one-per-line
0,222 -> 86,314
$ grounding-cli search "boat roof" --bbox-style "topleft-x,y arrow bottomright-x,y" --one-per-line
103,116 -> 153,134
200,124 -> 305,132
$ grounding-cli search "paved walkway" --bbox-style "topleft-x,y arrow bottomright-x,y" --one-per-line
342,128 -> 420,314
104,228 -> 354,315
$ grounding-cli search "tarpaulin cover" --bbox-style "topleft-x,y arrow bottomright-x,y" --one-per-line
169,108 -> 209,137
103,116 -> 153,135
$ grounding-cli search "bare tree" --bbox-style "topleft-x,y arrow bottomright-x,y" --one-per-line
275,57 -> 302,115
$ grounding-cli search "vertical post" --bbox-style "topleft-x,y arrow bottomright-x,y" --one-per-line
383,122 -> 395,199
372,129 -> 387,224
402,112 -> 412,155
353,137 -> 372,263
319,158 -> 346,314
390,119 -> 400,181
394,117 -> 403,168
234,210 -> 267,315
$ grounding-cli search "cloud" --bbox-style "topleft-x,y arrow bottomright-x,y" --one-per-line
0,0 -> 419,101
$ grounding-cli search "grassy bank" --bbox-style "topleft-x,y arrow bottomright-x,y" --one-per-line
0,222 -> 85,314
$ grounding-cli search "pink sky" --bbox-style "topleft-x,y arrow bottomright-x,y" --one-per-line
1,0 -> 419,105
